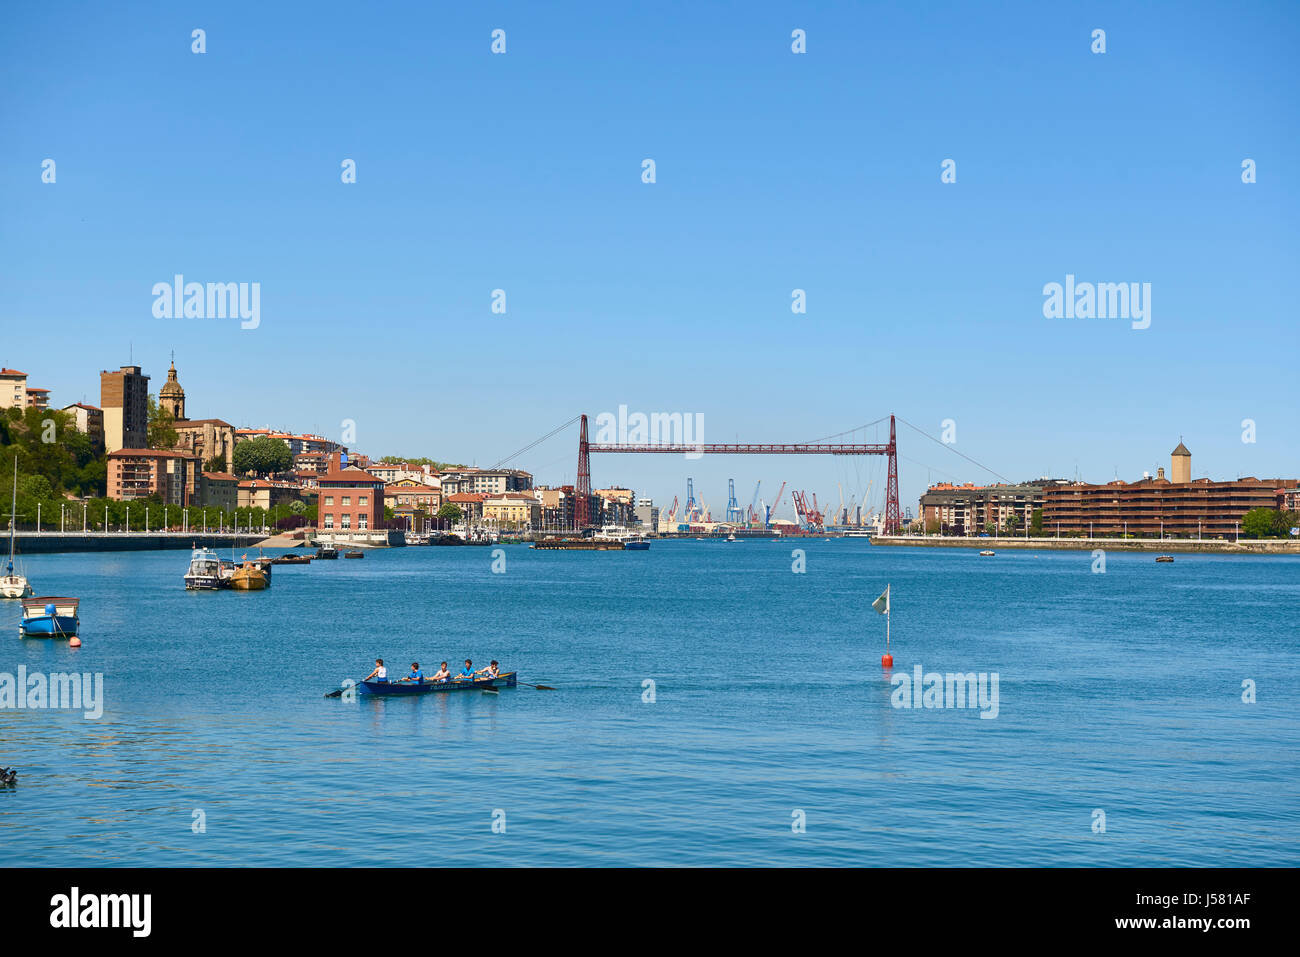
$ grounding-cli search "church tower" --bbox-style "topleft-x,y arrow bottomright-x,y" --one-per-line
160,357 -> 186,421
1171,440 -> 1191,484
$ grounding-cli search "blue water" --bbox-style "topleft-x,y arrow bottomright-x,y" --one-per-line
0,541 -> 1296,866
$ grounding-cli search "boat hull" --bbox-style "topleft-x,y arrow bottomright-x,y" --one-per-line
229,566 -> 269,590
20,615 -> 79,637
0,576 -> 33,599
360,672 -> 517,695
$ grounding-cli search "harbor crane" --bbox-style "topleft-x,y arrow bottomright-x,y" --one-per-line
765,481 -> 787,527
663,495 -> 679,528
725,479 -> 743,523
685,478 -> 701,523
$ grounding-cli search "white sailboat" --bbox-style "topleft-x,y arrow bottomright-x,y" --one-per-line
1,457 -> 33,599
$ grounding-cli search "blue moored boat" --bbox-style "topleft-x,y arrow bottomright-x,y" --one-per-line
360,672 -> 517,695
20,597 -> 80,638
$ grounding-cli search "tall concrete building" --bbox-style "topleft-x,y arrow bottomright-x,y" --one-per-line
100,365 -> 150,453
1171,441 -> 1191,484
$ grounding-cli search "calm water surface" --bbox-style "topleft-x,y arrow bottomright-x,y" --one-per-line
1,541 -> 1296,866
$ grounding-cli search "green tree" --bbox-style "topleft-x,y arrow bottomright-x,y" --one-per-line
1241,508 -> 1278,539
203,454 -> 228,473
436,503 -> 463,523
1030,508 -> 1043,536
232,436 -> 292,476
379,456 -> 465,470
0,407 -> 104,499
147,395 -> 179,449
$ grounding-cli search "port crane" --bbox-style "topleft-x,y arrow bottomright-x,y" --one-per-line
663,495 -> 679,528
764,481 -> 786,528
747,481 -> 762,526
791,490 -> 825,530
685,478 -> 702,523
725,479 -> 743,523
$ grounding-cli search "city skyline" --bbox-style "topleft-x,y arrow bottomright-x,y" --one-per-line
2,1 -> 1297,511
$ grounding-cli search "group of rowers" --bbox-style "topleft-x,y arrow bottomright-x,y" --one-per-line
363,658 -> 502,684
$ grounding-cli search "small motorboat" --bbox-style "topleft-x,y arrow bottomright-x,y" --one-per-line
229,562 -> 269,590
979,550 -> 995,557
623,539 -> 650,550
272,554 -> 312,565
184,546 -> 231,589
344,550 -> 364,559
20,597 -> 80,638
315,544 -> 339,560
1156,555 -> 1174,563
358,672 -> 517,696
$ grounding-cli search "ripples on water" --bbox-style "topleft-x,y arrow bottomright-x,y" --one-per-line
0,543 -> 1296,866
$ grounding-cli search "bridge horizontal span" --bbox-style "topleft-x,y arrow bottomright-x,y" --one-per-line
587,443 -> 891,455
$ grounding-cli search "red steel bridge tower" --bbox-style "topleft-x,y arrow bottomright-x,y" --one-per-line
575,413 -> 901,533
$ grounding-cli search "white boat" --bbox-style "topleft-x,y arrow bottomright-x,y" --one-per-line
594,525 -> 638,542
979,550 -> 995,557
184,547 -> 232,590
1,457 -> 32,600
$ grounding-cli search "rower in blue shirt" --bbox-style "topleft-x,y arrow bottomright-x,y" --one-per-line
401,662 -> 424,683
453,659 -> 475,680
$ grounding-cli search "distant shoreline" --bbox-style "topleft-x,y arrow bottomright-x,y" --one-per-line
871,535 -> 1300,555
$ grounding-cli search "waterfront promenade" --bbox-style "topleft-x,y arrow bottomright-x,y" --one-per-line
871,534 -> 1300,554
10,531 -> 267,553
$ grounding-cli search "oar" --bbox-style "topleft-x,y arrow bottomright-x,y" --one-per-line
324,678 -> 366,698
517,680 -> 556,690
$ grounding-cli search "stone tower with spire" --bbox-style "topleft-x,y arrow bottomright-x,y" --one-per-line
1171,439 -> 1191,484
159,356 -> 186,421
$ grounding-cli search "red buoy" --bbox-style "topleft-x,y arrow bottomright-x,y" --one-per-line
881,653 -> 893,668
69,637 -> 82,648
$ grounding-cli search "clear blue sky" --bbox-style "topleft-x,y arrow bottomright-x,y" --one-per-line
2,1 -> 1296,517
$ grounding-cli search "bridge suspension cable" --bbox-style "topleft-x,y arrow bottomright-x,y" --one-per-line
491,415 -> 583,470
895,415 -> 1010,484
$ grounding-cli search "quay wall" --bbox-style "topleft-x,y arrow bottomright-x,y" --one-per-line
13,533 -> 265,554
870,535 -> 1300,555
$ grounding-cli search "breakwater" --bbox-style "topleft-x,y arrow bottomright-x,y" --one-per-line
870,535 -> 1300,554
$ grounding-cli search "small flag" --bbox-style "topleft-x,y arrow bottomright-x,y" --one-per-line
872,584 -> 890,615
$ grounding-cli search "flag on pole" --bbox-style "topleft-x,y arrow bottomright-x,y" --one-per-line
871,584 -> 890,615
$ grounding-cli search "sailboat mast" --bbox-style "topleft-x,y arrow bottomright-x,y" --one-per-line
7,455 -> 16,574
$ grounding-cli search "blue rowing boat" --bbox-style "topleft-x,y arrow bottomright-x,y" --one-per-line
359,672 -> 517,695
20,597 -> 80,638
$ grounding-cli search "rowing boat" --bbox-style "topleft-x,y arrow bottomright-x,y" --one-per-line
20,597 -> 80,638
359,672 -> 517,695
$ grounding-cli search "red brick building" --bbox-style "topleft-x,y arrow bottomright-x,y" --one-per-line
316,453 -> 384,532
